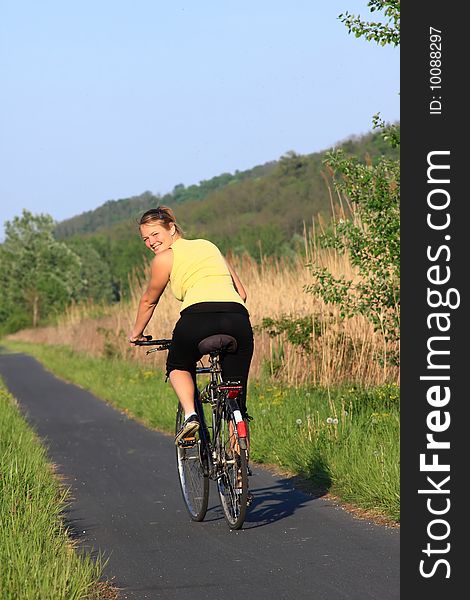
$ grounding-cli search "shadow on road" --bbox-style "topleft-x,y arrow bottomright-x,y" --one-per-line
194,472 -> 329,530
243,477 -> 327,529
239,466 -> 329,529
242,455 -> 332,528
195,458 -> 332,529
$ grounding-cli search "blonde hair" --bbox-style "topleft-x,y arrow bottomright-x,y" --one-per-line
139,206 -> 183,235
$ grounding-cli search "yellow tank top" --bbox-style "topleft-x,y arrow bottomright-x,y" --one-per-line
169,238 -> 245,311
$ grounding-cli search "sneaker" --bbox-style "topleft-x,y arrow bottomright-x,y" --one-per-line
175,414 -> 200,445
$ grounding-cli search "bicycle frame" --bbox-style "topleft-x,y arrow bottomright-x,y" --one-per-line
195,352 -> 246,479
195,353 -> 225,479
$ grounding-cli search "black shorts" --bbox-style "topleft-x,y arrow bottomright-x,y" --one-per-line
166,302 -> 254,414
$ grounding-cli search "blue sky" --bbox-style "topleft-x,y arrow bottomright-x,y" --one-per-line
0,0 -> 399,232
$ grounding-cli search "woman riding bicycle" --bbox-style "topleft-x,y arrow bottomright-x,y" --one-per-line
129,206 -> 254,445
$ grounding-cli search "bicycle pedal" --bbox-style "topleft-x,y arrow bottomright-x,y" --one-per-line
178,437 -> 196,448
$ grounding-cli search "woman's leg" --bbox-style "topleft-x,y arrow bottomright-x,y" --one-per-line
169,369 -> 196,416
166,314 -> 200,418
171,368 -> 200,444
221,313 -> 254,417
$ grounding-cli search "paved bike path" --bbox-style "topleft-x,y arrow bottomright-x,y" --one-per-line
0,351 -> 399,600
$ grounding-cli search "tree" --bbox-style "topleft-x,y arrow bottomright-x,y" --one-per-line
306,148 -> 400,346
0,210 -> 82,331
304,1 -> 400,362
64,237 -> 115,303
339,0 -> 400,47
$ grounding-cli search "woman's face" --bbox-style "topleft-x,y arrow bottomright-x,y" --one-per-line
140,221 -> 176,254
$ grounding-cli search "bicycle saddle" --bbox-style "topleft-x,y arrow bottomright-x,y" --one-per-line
198,334 -> 238,355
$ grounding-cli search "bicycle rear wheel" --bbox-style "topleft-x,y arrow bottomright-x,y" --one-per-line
217,410 -> 248,530
175,404 -> 209,521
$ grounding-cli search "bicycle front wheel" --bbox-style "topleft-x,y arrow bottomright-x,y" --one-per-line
175,404 -> 209,521
217,411 -> 248,530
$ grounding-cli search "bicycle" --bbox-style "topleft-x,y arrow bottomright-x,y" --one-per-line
135,334 -> 250,530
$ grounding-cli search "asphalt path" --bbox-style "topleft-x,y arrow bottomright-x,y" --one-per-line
0,351 -> 399,600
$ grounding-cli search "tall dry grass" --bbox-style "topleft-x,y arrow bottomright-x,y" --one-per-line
9,236 -> 399,387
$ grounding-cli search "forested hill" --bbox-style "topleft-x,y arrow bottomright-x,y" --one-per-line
46,128 -> 398,303
54,129 -> 398,243
54,162 -> 276,239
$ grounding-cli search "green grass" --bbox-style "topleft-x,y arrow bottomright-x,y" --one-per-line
249,382 -> 400,521
0,377 -> 104,600
3,340 -> 400,522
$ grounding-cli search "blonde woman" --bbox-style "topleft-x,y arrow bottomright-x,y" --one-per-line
129,206 -> 254,444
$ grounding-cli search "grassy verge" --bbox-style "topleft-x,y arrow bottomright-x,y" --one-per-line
0,377 -> 107,600
250,381 -> 400,521
3,340 -> 400,523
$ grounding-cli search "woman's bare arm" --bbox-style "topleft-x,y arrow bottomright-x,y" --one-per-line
225,259 -> 247,302
129,250 -> 172,341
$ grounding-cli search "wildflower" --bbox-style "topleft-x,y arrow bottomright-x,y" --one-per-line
326,417 -> 333,424
332,418 -> 339,425
296,419 -> 302,426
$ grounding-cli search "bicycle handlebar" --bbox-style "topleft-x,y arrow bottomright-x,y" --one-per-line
133,336 -> 172,347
